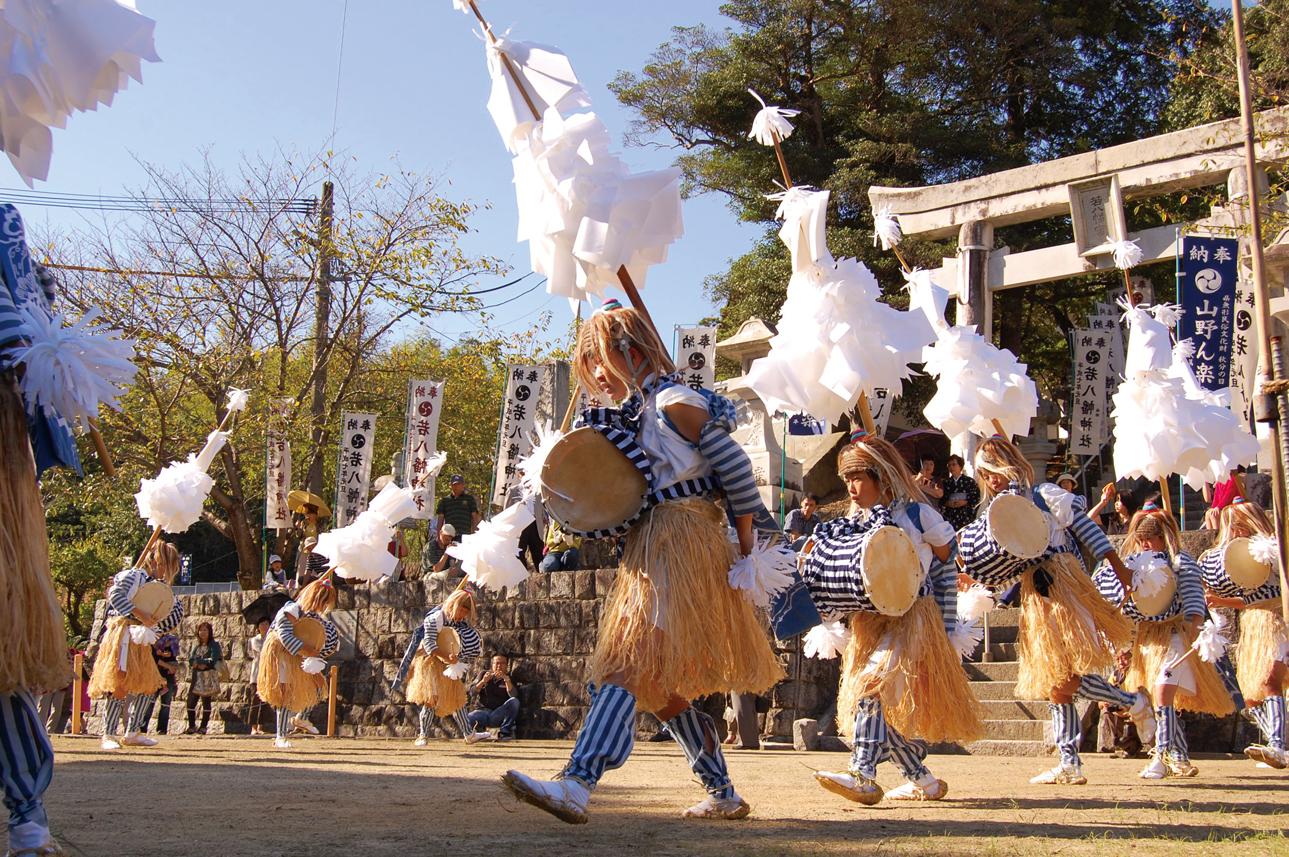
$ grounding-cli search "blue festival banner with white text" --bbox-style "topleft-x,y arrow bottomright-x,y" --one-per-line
1178,235 -> 1238,391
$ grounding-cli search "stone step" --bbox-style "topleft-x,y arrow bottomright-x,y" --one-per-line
965,660 -> 1019,681
980,718 -> 1047,741
978,699 -> 1044,719
968,680 -> 1018,700
984,642 -> 1019,661
933,738 -> 1051,757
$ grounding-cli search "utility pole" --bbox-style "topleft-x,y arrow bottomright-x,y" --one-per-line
306,180 -> 334,495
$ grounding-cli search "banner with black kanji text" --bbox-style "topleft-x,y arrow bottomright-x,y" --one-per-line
335,412 -> 377,527
491,365 -> 547,507
675,325 -> 716,391
403,379 -> 444,520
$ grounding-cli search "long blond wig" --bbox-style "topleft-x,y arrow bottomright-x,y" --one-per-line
573,306 -> 675,397
296,576 -> 338,615
1217,498 -> 1274,545
837,436 -> 929,506
141,541 -> 181,584
441,588 -> 477,624
973,436 -> 1035,503
1120,508 -> 1181,558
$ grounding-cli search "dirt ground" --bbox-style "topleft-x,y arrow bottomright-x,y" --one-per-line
29,736 -> 1289,856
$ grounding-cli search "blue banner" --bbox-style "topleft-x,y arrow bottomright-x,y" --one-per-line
1178,235 -> 1239,391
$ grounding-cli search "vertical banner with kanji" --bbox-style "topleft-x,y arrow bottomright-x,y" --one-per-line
1178,235 -> 1239,391
491,365 -> 547,507
1087,311 -> 1123,414
868,387 -> 894,436
335,412 -> 377,527
1071,329 -> 1108,455
403,380 -> 444,520
265,429 -> 292,530
676,325 -> 716,391
1232,270 -> 1260,429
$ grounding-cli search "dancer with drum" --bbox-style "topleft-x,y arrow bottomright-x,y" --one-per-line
88,542 -> 184,751
809,432 -> 981,804
1200,498 -> 1289,769
393,587 -> 487,746
255,576 -> 339,749
502,302 -> 784,823
1094,507 -> 1232,778
958,437 -> 1156,785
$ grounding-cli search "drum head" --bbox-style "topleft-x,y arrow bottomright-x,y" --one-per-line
1225,537 -> 1272,591
1131,562 -> 1178,618
988,494 -> 1049,560
133,580 -> 174,623
860,525 -> 923,617
541,427 -> 648,534
294,617 -> 326,652
435,626 -> 461,658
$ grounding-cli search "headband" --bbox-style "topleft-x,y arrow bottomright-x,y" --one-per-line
596,298 -> 623,314
849,427 -> 870,443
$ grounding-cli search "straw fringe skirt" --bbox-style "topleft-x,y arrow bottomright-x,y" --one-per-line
256,634 -> 325,711
588,498 -> 785,714
0,376 -> 71,695
404,653 -> 467,716
837,596 -> 984,743
1126,618 -> 1234,716
1235,601 -> 1289,701
88,617 -> 165,699
1015,552 -> 1133,700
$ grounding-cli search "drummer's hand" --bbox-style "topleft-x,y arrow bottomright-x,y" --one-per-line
1186,615 -> 1203,636
1106,552 -> 1132,590
734,514 -> 755,557
446,653 -> 460,664
299,646 -> 320,658
956,572 -> 976,592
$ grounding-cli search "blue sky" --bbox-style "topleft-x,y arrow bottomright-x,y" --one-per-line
19,1 -> 757,350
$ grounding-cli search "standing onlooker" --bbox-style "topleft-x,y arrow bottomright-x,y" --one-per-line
436,475 -> 480,541
915,455 -> 944,501
1055,472 -> 1086,507
540,520 -> 582,572
423,523 -> 462,581
784,494 -> 821,545
467,655 -> 521,741
185,622 -> 222,735
247,618 -> 271,735
145,632 -> 181,734
939,455 -> 980,531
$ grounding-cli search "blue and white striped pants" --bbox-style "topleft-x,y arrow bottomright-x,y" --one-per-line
850,697 -> 931,781
0,691 -> 53,833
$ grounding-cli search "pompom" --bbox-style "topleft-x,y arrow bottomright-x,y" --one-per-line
13,305 -> 137,427
1150,303 -> 1184,329
315,486 -> 417,582
128,625 -> 158,645
301,657 -> 327,675
517,425 -> 563,497
873,206 -> 903,251
1172,338 -> 1196,362
956,585 -> 995,624
727,538 -> 797,608
422,452 -> 448,481
1195,617 -> 1230,663
135,459 -> 215,534
1127,552 -> 1172,599
1250,534 -> 1279,565
803,620 -> 851,660
747,89 -> 799,146
949,619 -> 984,659
443,662 -> 469,680
449,502 -> 536,590
225,388 -> 251,413
1109,238 -> 1143,270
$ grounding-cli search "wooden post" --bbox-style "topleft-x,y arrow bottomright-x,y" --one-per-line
326,666 -> 339,738
71,653 -> 84,735
957,221 -> 994,465
87,418 -> 115,477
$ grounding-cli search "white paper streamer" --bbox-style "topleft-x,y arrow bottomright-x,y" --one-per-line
314,483 -> 419,582
13,305 -> 136,427
135,460 -> 215,533
301,657 -> 327,675
225,387 -> 250,413
747,89 -> 799,146
448,501 -> 535,589
517,424 -> 563,498
443,661 -> 469,680
803,620 -> 850,660
727,538 -> 797,608
956,585 -> 995,624
949,619 -> 984,659
1109,238 -> 1143,270
873,206 -> 902,251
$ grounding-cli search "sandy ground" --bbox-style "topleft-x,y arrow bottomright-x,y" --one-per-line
27,736 -> 1289,856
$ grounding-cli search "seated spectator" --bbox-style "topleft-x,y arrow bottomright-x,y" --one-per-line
424,523 -> 462,581
539,521 -> 582,572
467,654 -> 520,741
784,494 -> 821,545
264,554 -> 288,588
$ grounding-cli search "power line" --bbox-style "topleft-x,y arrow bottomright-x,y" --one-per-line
0,186 -> 316,214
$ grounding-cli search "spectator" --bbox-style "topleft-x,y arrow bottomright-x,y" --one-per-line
436,474 -> 480,541
508,468 -> 545,571
247,618 -> 271,735
1203,468 -> 1244,529
467,654 -> 520,741
264,554 -> 287,588
939,454 -> 980,531
1054,472 -> 1086,507
141,632 -> 180,734
540,520 -> 582,572
424,523 -> 462,581
184,622 -> 223,735
1096,650 -> 1144,758
915,456 -> 944,501
784,494 -> 821,544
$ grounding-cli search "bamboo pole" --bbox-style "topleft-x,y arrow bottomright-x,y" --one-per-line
71,653 -> 84,735
326,666 -> 339,738
87,418 -> 115,477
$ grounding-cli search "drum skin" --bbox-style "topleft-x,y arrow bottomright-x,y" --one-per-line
859,526 -> 923,617
988,494 -> 1049,560
293,617 -> 326,652
541,427 -> 648,534
132,580 -> 175,625
1224,537 -> 1272,591
1130,564 -> 1178,619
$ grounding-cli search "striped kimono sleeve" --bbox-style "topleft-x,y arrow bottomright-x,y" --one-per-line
318,616 -> 340,658
154,598 -> 185,633
930,557 -> 958,634
697,422 -> 779,534
106,569 -> 148,618
272,605 -> 305,655
1067,494 -> 1113,562
1092,561 -> 1127,610
453,622 -> 482,662
1175,552 -> 1207,620
420,608 -> 444,656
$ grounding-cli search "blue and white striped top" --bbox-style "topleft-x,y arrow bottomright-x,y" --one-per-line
106,568 -> 184,633
1093,550 -> 1205,622
1199,548 -> 1282,604
802,505 -> 925,621
392,606 -> 482,690
270,603 -> 339,658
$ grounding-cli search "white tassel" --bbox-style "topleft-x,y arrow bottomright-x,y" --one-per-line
1172,338 -> 1196,362
443,662 -> 469,680
452,0 -> 471,12
949,619 -> 984,659
301,657 -> 327,675
1195,617 -> 1230,663
13,305 -> 137,427
1109,238 -> 1143,270
225,388 -> 251,413
517,424 -> 564,497
449,502 -> 535,590
1127,552 -> 1172,600
873,206 -> 903,251
128,625 -> 158,645
135,459 -> 215,534
1150,303 -> 1184,329
727,538 -> 797,608
747,89 -> 799,146
1250,534 -> 1279,565
803,621 -> 850,660
315,487 -> 416,582
956,585 -> 995,624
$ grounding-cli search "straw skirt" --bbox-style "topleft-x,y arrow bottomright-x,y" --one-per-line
404,642 -> 467,716
1235,601 -> 1289,701
588,498 -> 785,713
88,617 -> 165,699
1126,618 -> 1234,716
1015,552 -> 1133,700
256,633 -> 326,711
837,596 -> 984,743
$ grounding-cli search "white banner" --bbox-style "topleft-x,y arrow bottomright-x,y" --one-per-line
1071,329 -> 1109,455
265,427 -> 291,530
403,379 -> 445,520
335,412 -> 377,527
1232,272 -> 1260,431
676,325 -> 716,391
868,387 -> 894,436
492,365 -> 548,507
1087,313 -> 1123,414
